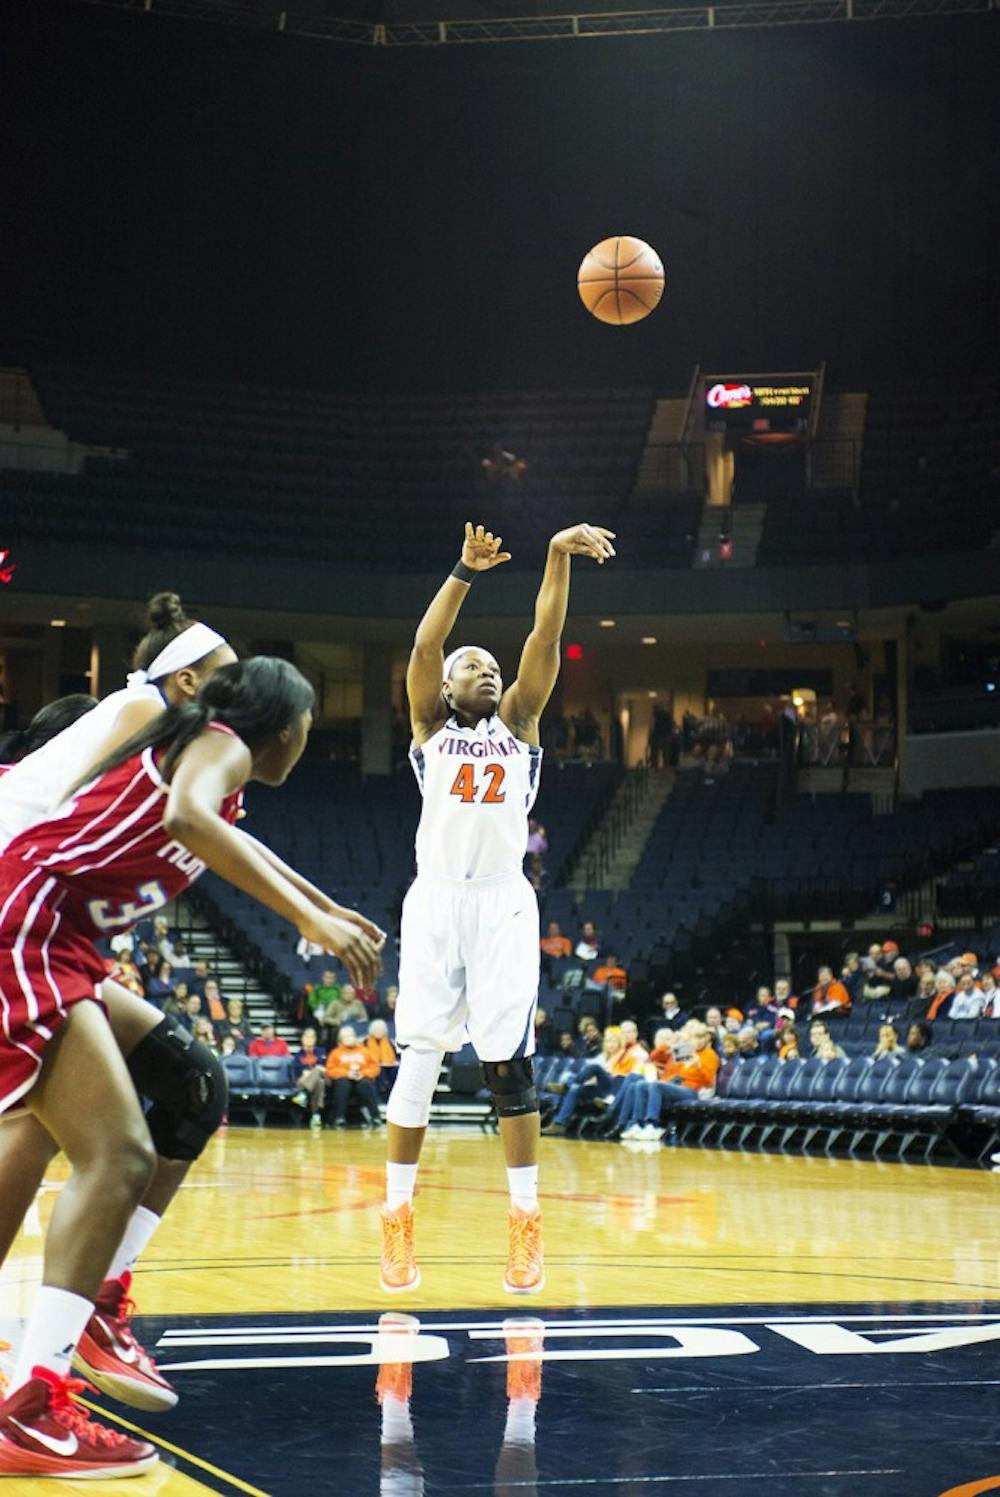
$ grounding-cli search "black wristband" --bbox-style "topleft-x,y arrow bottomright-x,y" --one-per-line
451,561 -> 476,584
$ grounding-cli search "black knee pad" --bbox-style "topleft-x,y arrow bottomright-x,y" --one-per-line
127,1015 -> 227,1162
482,1057 -> 538,1118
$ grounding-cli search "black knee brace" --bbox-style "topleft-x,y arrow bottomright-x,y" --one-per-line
482,1057 -> 538,1118
127,1016 -> 227,1162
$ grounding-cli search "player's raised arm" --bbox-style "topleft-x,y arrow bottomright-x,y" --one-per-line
406,522 -> 511,739
500,523 -> 615,742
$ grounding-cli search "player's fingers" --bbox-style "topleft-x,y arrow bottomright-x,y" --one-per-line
493,552 -> 512,565
475,523 -> 485,541
465,521 -> 474,539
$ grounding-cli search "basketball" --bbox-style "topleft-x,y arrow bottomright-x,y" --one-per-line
577,235 -> 664,325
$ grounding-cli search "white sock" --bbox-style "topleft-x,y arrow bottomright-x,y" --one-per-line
507,1166 -> 539,1213
105,1205 -> 161,1283
386,1162 -> 418,1212
11,1286 -> 94,1392
380,1394 -> 415,1444
504,1395 -> 538,1445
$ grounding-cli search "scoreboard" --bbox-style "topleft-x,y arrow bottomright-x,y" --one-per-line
704,375 -> 813,434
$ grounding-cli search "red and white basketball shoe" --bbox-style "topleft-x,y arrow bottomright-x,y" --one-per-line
73,1271 -> 178,1412
0,1366 -> 158,1478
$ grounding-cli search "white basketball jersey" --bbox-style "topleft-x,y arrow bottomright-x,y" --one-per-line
0,683 -> 164,853
409,714 -> 542,881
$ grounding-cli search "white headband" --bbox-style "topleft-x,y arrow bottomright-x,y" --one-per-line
443,645 -> 499,683
442,646 -> 477,682
126,622 -> 228,690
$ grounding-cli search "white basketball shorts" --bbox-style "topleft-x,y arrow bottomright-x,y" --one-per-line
395,871 -> 540,1061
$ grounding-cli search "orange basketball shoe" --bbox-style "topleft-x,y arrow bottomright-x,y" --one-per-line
0,1367 -> 158,1478
503,1206 -> 544,1295
380,1203 -> 420,1293
73,1271 -> 178,1412
503,1317 -> 544,1402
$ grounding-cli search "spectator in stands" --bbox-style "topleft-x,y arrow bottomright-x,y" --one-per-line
575,921 -> 601,963
152,915 -> 183,966
658,992 -> 687,1031
146,959 -> 175,1007
542,1026 -> 630,1135
533,1007 -> 555,1054
292,1026 -> 327,1129
193,1016 -> 217,1051
948,972 -> 984,1020
872,1023 -> 901,1059
778,1025 -> 800,1060
526,818 -> 547,857
862,943 -> 895,985
364,1019 -> 398,1100
980,971 -> 999,1018
540,922 -> 571,961
840,952 -> 864,1005
916,970 -> 938,1008
621,1023 -> 721,1140
219,1034 -> 238,1059
163,985 -> 190,1027
604,1027 -> 677,1137
309,968 -> 341,1022
335,984 -> 368,1026
888,957 -> 917,1004
774,978 -> 797,1016
325,1025 -> 381,1129
189,959 -> 211,997
527,854 -> 547,895
215,996 -> 250,1053
111,942 -> 145,999
810,965 -> 851,1017
808,1020 -> 845,1060
593,953 -> 627,997
746,987 -> 779,1031
578,1016 -> 602,1056
906,1020 -> 933,1053
723,1009 -> 744,1036
203,977 -> 226,1023
171,938 -> 190,967
249,1021 -> 290,1059
927,971 -> 957,1021
704,1006 -> 726,1048
736,1028 -> 761,1059
556,1030 -> 576,1057
381,984 -> 400,1028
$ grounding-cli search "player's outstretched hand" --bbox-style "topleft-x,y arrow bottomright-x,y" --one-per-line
462,522 -> 512,572
550,523 -> 616,564
332,904 -> 387,952
301,911 -> 382,990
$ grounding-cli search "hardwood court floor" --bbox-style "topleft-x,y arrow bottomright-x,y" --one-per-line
2,1127 -> 998,1496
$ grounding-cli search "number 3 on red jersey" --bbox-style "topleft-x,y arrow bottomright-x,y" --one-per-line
449,762 -> 507,804
87,880 -> 168,932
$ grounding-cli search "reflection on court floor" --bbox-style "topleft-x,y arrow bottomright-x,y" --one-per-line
5,1300 -> 995,1496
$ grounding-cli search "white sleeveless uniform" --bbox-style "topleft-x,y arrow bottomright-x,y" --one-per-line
0,684 -> 164,853
396,713 -> 542,1060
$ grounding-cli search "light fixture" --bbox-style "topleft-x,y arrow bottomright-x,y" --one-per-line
641,636 -> 657,645
648,690 -> 658,699
599,619 -> 616,628
49,619 -> 66,628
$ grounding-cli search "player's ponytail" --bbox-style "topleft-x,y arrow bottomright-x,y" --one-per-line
67,658 -> 315,793
0,694 -> 98,764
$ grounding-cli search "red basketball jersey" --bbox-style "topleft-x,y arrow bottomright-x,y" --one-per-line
0,728 -> 244,940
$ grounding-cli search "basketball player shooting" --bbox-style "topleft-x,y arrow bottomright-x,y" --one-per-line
381,520 -> 616,1296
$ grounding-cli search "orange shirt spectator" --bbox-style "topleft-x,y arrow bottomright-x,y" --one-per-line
325,1041 -> 380,1082
662,1036 -> 720,1092
594,956 -> 627,993
540,922 -> 572,960
364,1029 -> 398,1069
610,1021 -> 648,1076
811,966 -> 851,1015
